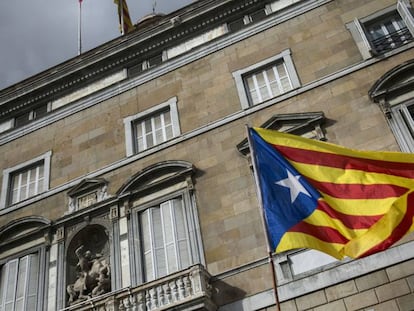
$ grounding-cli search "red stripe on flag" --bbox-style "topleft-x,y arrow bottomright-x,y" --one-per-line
359,192 -> 414,258
306,177 -> 409,199
317,200 -> 382,229
274,145 -> 414,179
289,221 -> 349,244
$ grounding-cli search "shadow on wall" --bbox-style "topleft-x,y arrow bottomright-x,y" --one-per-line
212,279 -> 247,307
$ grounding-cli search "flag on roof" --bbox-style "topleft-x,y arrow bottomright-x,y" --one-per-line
114,0 -> 134,34
249,127 -> 414,259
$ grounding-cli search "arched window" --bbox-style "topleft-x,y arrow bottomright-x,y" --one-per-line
369,59 -> 414,152
117,160 -> 204,286
0,217 -> 51,311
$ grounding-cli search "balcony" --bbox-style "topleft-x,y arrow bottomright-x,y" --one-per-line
62,264 -> 216,311
371,27 -> 413,54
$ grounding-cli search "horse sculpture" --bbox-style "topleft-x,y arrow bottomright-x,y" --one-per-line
67,245 -> 111,304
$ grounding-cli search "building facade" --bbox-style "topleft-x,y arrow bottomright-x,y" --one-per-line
0,0 -> 414,310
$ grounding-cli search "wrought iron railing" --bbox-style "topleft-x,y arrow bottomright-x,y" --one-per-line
370,27 -> 413,54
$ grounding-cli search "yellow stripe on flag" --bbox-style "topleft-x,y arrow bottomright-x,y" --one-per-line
304,209 -> 368,240
277,232 -> 345,259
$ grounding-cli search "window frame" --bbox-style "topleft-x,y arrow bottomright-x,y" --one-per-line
0,221 -> 49,311
0,253 -> 40,311
389,100 -> 414,152
347,2 -> 414,59
134,192 -> 194,283
232,49 -> 300,109
130,187 -> 201,285
117,161 -> 204,286
123,97 -> 180,157
0,151 -> 52,209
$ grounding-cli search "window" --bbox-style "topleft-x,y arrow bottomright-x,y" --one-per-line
123,97 -> 180,156
117,161 -> 204,286
14,104 -> 50,128
365,10 -> 412,53
1,151 -> 52,209
387,101 -> 414,152
347,1 -> 414,59
233,49 -> 300,109
9,163 -> 45,205
140,197 -> 191,282
0,254 -> 39,311
369,59 -> 414,153
0,217 -> 50,311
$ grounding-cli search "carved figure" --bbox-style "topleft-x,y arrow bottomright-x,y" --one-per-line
67,245 -> 111,304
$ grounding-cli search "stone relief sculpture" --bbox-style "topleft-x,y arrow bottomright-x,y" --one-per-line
67,245 -> 111,304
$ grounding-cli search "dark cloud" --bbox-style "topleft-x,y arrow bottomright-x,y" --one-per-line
0,0 -> 195,90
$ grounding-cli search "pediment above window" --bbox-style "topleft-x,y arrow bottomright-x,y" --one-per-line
67,178 -> 109,214
369,59 -> 414,107
117,160 -> 195,198
237,112 -> 327,155
0,216 -> 51,248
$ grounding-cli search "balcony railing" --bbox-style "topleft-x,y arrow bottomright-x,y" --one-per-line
62,264 -> 216,311
370,27 -> 413,54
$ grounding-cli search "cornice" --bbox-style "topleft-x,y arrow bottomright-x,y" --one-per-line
0,0 -> 262,117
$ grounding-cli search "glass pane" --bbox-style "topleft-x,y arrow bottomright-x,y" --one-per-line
178,241 -> 190,268
163,110 -> 172,127
5,260 -> 18,304
280,77 -> 292,92
11,189 -> 19,205
166,245 -> 177,272
255,72 -> 266,89
165,124 -> 173,140
140,211 -> 151,252
144,119 -> 152,133
14,300 -> 24,311
155,128 -> 164,144
152,208 -> 163,248
15,257 -> 27,301
276,63 -> 287,78
156,248 -> 166,277
20,171 -> 28,186
145,132 -> 154,148
174,201 -> 186,240
258,85 -> 270,101
162,202 -> 174,244
28,255 -> 39,296
144,252 -> 153,281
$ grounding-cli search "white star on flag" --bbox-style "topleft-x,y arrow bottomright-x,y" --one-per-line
275,169 -> 311,203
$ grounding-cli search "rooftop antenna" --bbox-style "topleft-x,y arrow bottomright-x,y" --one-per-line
152,0 -> 157,13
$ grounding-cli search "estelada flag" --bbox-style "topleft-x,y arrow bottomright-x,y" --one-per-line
249,127 -> 414,259
114,0 -> 134,34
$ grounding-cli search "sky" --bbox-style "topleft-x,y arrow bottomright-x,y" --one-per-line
0,0 -> 195,91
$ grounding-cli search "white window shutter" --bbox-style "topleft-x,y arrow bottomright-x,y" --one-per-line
397,0 -> 414,36
3,259 -> 18,311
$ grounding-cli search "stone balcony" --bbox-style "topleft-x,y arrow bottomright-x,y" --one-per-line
62,264 -> 216,311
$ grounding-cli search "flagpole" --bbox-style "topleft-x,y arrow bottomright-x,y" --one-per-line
78,0 -> 82,55
246,126 -> 281,311
120,0 -> 125,35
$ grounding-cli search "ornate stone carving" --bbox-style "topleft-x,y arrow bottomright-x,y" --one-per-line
66,225 -> 111,305
67,245 -> 111,304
